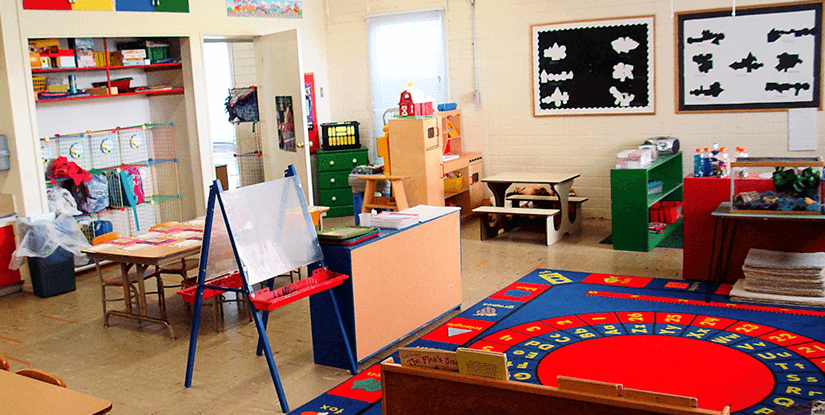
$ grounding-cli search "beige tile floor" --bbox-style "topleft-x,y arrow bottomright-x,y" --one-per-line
0,216 -> 682,414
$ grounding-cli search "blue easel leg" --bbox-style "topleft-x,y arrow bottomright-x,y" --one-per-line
256,279 -> 275,356
184,284 -> 206,387
328,289 -> 358,374
249,298 -> 289,413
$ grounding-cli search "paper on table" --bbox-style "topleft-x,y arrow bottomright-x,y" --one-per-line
173,239 -> 200,248
120,244 -> 151,252
788,108 -> 817,151
170,231 -> 201,239
135,231 -> 165,240
86,243 -> 117,252
401,205 -> 460,222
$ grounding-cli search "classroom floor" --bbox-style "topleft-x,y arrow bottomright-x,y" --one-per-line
0,216 -> 682,414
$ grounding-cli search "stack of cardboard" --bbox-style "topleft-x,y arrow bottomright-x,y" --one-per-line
730,248 -> 825,307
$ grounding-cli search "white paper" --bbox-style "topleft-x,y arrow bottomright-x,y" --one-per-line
788,108 -> 818,151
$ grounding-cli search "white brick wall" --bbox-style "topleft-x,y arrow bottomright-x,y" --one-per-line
326,0 -> 824,219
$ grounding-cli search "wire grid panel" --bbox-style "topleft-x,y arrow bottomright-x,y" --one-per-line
89,130 -> 123,169
137,165 -> 154,199
147,124 -> 177,161
57,136 -> 92,170
118,127 -> 150,165
106,171 -> 126,209
95,209 -> 132,237
154,198 -> 182,224
127,203 -> 158,234
237,152 -> 264,187
40,139 -> 59,173
149,162 -> 179,197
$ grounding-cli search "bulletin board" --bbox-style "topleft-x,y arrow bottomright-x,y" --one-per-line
531,16 -> 655,116
676,1 -> 823,112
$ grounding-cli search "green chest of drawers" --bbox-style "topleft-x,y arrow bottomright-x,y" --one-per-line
316,147 -> 369,217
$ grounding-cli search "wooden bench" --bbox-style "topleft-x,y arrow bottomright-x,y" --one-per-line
472,206 -> 561,245
381,362 -> 730,415
506,194 -> 589,234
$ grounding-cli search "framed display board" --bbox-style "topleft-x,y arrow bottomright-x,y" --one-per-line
676,1 -> 823,113
531,16 -> 655,116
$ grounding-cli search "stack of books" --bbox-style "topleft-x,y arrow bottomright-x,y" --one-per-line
369,212 -> 420,229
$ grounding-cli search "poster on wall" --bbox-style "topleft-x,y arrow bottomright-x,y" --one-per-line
277,96 -> 296,153
676,1 -> 822,112
226,0 -> 302,18
532,16 -> 655,116
304,73 -> 319,153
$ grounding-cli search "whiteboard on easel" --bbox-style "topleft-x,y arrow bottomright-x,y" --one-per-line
202,175 -> 323,285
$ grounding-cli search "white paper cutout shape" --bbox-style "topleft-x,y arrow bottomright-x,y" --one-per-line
612,37 -> 640,54
609,86 -> 635,106
543,43 -> 567,61
541,87 -> 570,107
613,62 -> 635,82
540,70 -> 574,83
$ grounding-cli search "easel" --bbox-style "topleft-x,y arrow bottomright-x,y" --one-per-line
182,166 -> 357,413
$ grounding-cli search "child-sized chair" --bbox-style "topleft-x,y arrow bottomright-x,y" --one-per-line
16,368 -> 66,387
91,232 -> 167,325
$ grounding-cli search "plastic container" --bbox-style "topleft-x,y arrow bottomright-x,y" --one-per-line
717,147 -> 730,178
28,246 -> 76,298
444,175 -> 464,194
734,147 -> 749,178
702,147 -> 713,177
649,201 -> 683,224
320,121 -> 360,151
693,148 -> 703,177
647,180 -> 663,195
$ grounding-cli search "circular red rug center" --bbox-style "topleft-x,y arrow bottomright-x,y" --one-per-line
536,335 -> 774,412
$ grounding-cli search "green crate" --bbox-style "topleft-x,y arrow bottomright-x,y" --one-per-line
147,46 -> 169,63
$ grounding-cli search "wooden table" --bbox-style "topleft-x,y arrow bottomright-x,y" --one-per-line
81,221 -> 204,339
482,172 -> 581,237
0,370 -> 112,414
707,202 -> 825,301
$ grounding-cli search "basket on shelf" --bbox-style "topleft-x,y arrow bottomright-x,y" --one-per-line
32,76 -> 46,92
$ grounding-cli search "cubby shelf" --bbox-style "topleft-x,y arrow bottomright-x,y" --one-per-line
610,152 -> 684,252
36,87 -> 184,103
32,62 -> 182,74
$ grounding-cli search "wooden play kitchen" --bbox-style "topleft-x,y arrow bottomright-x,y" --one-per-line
383,109 -> 484,219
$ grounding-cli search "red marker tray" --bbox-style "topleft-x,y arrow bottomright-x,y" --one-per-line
250,268 -> 349,311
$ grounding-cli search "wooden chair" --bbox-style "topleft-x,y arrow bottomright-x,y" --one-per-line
91,232 -> 168,323
16,369 -> 66,388
0,353 -> 8,370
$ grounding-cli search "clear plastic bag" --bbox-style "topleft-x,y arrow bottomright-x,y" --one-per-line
9,213 -> 91,269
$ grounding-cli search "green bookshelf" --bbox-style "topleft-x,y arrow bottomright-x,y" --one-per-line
610,152 -> 683,251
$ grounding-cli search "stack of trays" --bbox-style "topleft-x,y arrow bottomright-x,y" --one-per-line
730,248 -> 825,307
317,226 -> 379,246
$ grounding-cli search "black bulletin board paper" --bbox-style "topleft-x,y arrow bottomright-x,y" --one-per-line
677,1 -> 823,112
532,16 -> 655,116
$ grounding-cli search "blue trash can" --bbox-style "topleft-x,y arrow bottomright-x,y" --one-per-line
28,247 -> 76,298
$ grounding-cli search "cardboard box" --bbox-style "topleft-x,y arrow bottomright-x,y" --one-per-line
47,84 -> 68,93
615,149 -> 654,169
29,38 -> 59,54
70,38 -> 95,68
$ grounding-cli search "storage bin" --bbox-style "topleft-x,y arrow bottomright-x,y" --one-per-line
649,201 -> 683,224
28,247 -> 76,298
647,180 -> 663,195
443,175 -> 464,194
320,121 -> 360,151
32,76 -> 46,92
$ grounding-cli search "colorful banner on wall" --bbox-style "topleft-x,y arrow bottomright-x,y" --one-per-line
226,0 -> 302,18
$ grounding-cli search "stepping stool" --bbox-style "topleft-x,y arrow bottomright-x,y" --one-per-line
358,175 -> 410,212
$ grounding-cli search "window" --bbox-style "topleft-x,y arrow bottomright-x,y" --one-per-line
367,10 -> 448,157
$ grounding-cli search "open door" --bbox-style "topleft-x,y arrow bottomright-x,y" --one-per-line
254,29 -> 314,202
